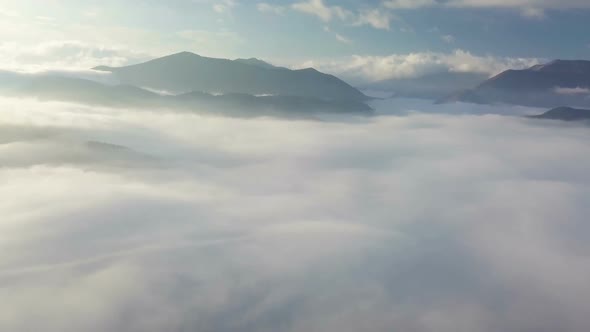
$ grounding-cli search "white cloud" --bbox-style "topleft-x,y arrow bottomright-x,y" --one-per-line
1,96 -> 590,331
554,87 -> 590,95
383,0 -> 438,9
0,40 -> 150,71
291,0 -> 352,22
335,33 -> 353,44
293,49 -> 542,83
354,9 -> 393,30
442,34 -> 456,43
257,2 -> 286,15
324,26 -> 353,44
292,0 -> 393,30
212,0 -> 237,13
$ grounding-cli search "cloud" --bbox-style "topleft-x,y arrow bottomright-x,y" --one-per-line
335,33 -> 353,44
445,0 -> 590,10
0,40 -> 150,71
442,34 -> 456,43
324,26 -> 353,44
554,86 -> 590,95
521,7 -> 546,19
383,0 -> 438,9
446,0 -> 590,19
212,0 -> 237,13
354,9 -> 393,30
382,0 -> 590,19
1,96 -> 590,331
293,49 -> 542,83
292,0 -> 393,30
257,2 -> 286,15
291,0 -> 352,22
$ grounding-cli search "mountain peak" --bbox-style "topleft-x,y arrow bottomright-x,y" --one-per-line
233,57 -> 276,69
172,51 -> 201,57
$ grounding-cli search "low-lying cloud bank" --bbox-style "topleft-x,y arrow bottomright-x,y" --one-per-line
295,49 -> 541,84
0,40 -> 150,72
1,97 -> 590,332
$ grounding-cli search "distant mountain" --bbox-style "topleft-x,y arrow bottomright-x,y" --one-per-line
18,76 -> 160,107
363,71 -> 488,100
438,60 -> 590,108
529,106 -> 590,121
94,52 -> 368,102
13,76 -> 372,117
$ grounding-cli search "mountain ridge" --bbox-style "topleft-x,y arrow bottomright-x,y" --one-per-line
11,75 -> 373,117
529,106 -> 590,121
93,51 -> 368,102
439,59 -> 590,108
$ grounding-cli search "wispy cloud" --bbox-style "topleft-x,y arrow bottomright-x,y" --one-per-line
324,26 -> 353,44
293,49 -> 541,83
354,9 -> 393,30
383,0 -> 437,9
212,0 -> 238,13
257,2 -> 286,15
291,0 -> 352,22
442,34 -> 456,43
0,40 -> 150,71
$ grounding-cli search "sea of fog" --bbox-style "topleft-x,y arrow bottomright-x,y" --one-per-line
1,96 -> 590,332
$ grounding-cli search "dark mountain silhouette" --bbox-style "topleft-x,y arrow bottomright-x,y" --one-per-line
93,51 -> 368,102
438,60 -> 590,108
13,76 -> 372,117
529,106 -> 590,121
363,71 -> 489,100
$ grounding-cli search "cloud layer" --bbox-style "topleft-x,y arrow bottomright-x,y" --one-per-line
0,40 -> 150,72
1,96 -> 590,331
294,49 -> 541,84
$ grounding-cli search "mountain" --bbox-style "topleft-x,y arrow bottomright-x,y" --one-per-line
438,60 -> 590,108
93,52 -> 368,102
363,71 -> 489,100
233,58 -> 278,70
18,76 -> 161,107
529,106 -> 590,121
13,76 -> 372,117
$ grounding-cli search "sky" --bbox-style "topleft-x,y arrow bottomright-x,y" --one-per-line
1,0 -> 590,81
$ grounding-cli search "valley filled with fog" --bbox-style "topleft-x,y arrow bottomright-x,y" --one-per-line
2,96 -> 590,332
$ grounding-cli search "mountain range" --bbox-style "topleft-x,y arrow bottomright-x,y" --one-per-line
0,52 -> 373,116
363,71 -> 489,100
2,53 -> 590,118
439,60 -> 590,108
12,76 -> 371,117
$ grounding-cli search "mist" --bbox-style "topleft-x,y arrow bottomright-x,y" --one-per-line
2,97 -> 590,332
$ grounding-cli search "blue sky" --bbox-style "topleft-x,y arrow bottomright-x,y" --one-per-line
1,0 -> 589,81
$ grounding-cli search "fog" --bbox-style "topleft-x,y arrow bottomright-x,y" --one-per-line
2,96 -> 590,332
